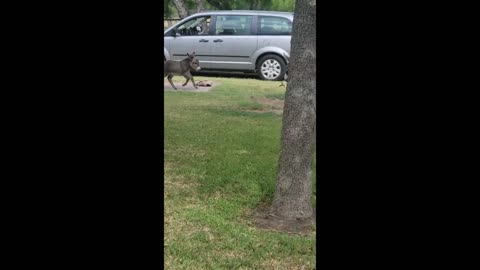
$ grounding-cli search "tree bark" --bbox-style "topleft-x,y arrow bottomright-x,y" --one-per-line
172,0 -> 190,19
205,0 -> 231,10
269,0 -> 316,220
249,0 -> 255,10
195,0 -> 205,13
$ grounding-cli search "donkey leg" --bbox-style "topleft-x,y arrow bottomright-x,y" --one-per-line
167,74 -> 177,90
189,75 -> 198,89
182,75 -> 190,86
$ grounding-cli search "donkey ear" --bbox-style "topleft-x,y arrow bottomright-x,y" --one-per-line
192,51 -> 195,56
187,53 -> 190,57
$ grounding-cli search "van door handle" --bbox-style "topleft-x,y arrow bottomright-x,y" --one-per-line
199,39 -> 209,42
213,39 -> 223,42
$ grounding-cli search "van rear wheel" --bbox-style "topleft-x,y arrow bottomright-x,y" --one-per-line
257,54 -> 286,81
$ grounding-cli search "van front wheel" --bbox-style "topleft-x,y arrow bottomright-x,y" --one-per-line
257,55 -> 286,81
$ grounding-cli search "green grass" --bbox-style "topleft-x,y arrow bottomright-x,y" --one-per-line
164,76 -> 316,269
264,92 -> 286,100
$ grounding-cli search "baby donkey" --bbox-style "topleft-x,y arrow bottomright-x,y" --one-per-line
164,52 -> 201,90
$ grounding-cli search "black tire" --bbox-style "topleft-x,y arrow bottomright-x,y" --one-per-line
257,54 -> 287,81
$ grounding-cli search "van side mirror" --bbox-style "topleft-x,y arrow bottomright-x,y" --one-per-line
171,29 -> 177,37
171,29 -> 181,37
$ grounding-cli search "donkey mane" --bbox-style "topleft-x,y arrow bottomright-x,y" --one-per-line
181,57 -> 192,63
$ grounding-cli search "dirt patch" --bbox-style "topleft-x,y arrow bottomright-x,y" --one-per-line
253,97 -> 284,108
248,96 -> 284,115
164,80 -> 220,92
253,204 -> 316,235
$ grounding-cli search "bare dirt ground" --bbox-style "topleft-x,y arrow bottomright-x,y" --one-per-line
163,81 -> 220,92
249,96 -> 284,115
253,204 -> 316,235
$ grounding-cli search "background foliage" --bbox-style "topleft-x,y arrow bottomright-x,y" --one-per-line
164,0 -> 295,19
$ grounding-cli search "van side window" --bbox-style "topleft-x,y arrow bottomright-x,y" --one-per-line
175,16 -> 211,36
258,16 -> 292,35
215,15 -> 253,35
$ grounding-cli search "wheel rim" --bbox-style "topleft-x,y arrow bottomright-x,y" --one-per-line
261,59 -> 281,80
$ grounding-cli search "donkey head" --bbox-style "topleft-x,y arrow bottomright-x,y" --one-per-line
187,52 -> 201,71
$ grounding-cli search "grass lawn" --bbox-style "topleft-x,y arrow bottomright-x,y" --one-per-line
164,76 -> 316,269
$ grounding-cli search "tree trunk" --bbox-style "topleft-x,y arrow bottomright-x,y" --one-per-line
172,0 -> 189,19
249,0 -> 255,10
269,0 -> 316,221
195,0 -> 205,13
205,0 -> 231,10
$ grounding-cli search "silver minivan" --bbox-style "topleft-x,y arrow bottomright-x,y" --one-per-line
164,10 -> 293,81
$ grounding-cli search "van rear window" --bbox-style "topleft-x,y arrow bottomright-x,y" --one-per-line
258,16 -> 292,35
215,15 -> 253,35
